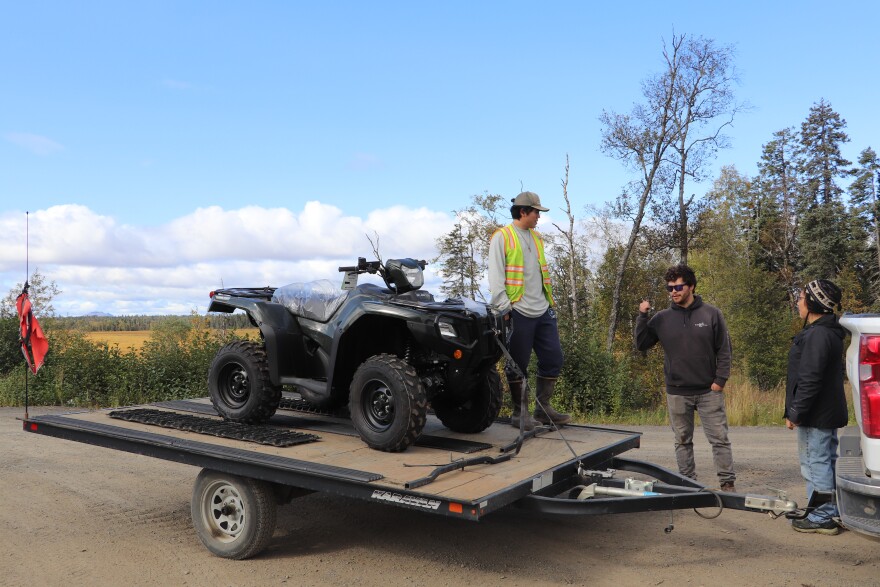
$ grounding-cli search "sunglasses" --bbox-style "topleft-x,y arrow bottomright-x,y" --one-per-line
666,284 -> 688,292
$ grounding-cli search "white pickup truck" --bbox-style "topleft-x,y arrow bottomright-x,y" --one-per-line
838,314 -> 880,539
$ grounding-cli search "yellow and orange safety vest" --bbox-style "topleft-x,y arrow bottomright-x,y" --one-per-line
494,224 -> 554,306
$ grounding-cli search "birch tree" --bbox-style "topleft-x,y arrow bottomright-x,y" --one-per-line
665,36 -> 741,265
599,34 -> 685,351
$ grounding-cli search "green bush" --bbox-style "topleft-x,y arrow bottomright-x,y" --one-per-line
0,318 -> 237,408
0,317 -> 22,375
555,327 -> 645,417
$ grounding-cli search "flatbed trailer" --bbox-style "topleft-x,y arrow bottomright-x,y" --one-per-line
21,395 -> 799,559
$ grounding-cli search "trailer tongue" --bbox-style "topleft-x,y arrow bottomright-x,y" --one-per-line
22,396 -> 798,559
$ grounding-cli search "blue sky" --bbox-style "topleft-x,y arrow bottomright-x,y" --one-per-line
2,1 -> 878,315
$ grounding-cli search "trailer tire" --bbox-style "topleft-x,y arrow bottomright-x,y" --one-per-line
432,365 -> 502,433
191,469 -> 277,560
350,354 -> 427,452
209,341 -> 281,423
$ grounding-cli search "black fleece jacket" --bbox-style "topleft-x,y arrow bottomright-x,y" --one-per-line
784,314 -> 848,429
634,295 -> 732,396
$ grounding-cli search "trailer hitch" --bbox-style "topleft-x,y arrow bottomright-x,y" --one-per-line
744,495 -> 799,517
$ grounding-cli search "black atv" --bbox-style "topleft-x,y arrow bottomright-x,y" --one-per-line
206,257 -> 506,452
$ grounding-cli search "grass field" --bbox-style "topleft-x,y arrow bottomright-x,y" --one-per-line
84,331 -> 150,350
85,328 -> 261,351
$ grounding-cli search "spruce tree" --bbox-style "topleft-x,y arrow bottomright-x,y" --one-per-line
433,193 -> 504,301
754,128 -> 801,303
849,147 -> 880,304
795,99 -> 852,280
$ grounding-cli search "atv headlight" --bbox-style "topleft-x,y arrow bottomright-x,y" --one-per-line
386,258 -> 424,294
438,321 -> 457,339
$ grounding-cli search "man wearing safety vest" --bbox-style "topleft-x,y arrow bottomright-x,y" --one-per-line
488,191 -> 570,430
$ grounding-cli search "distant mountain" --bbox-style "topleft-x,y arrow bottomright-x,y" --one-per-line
83,312 -> 114,317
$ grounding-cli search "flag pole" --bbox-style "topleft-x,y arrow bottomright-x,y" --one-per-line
24,211 -> 29,420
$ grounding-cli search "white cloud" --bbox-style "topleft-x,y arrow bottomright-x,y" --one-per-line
0,202 -> 453,316
5,132 -> 64,155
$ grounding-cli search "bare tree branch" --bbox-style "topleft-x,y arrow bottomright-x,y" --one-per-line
550,154 -> 580,327
365,231 -> 383,264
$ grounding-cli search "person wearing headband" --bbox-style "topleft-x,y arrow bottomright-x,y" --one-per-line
785,279 -> 846,535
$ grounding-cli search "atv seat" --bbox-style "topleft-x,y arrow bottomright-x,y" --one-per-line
271,279 -> 349,322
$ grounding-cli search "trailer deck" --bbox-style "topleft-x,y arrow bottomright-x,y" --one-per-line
22,396 -> 640,520
22,395 -> 803,559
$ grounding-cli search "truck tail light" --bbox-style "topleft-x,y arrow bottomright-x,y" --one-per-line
858,334 -> 880,438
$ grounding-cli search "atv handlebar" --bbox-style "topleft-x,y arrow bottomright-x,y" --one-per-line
338,257 -> 427,274
338,257 -> 382,274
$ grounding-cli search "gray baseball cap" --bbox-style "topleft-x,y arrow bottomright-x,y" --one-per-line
511,191 -> 549,211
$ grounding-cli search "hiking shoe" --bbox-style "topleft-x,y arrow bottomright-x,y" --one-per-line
720,482 -> 736,493
791,517 -> 840,535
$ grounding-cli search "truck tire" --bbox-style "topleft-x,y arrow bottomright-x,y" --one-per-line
208,341 -> 281,423
349,354 -> 427,452
191,469 -> 277,560
432,365 -> 502,433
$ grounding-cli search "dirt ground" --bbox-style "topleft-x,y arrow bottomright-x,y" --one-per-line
2,406 -> 878,587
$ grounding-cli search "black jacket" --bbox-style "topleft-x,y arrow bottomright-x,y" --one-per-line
785,314 -> 847,428
634,295 -> 732,395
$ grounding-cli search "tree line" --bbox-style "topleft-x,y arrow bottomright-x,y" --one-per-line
58,313 -> 253,332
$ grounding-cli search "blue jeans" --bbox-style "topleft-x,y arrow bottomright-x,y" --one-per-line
797,426 -> 839,522
504,308 -> 563,381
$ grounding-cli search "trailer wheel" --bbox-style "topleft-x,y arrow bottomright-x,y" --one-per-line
209,341 -> 281,423
191,469 -> 277,560
432,365 -> 502,433
350,354 -> 427,452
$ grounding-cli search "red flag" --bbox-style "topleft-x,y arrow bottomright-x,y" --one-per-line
16,289 -> 49,374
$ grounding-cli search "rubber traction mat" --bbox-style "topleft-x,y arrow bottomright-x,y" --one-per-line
109,408 -> 320,447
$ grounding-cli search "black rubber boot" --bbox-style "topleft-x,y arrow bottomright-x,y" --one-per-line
509,379 -> 537,431
533,376 -> 571,425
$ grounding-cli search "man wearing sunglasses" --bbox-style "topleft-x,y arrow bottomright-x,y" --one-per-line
634,264 -> 735,492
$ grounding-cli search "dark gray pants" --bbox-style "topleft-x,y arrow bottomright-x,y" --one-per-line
666,391 -> 735,485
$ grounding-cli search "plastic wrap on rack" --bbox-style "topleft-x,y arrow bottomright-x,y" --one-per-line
271,280 -> 349,322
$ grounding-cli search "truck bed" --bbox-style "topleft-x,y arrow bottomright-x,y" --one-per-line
23,396 -> 641,520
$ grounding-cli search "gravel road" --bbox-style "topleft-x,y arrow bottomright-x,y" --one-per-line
2,407 -> 877,587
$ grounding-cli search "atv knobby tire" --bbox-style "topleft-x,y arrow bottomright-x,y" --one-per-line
349,354 -> 427,452
209,341 -> 281,424
432,365 -> 502,433
191,469 -> 277,560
